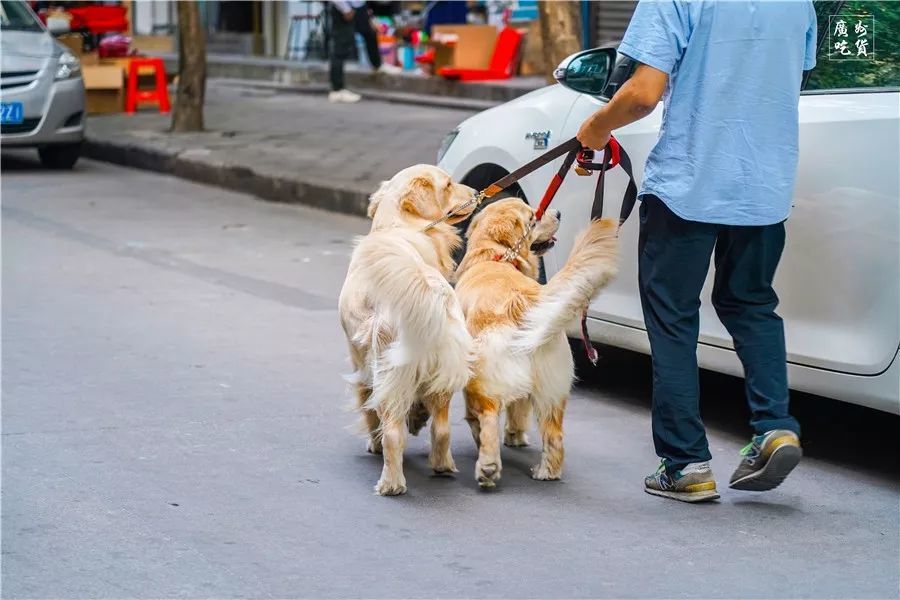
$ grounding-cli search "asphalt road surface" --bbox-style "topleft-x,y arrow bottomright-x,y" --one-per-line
3,154 -> 898,599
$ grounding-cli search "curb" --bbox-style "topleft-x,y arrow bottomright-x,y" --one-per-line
158,54 -> 543,105
216,78 -> 499,112
82,137 -> 370,218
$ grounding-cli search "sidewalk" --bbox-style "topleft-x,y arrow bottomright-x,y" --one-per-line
83,80 -> 481,217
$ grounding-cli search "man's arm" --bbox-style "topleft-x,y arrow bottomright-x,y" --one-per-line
576,63 -> 668,149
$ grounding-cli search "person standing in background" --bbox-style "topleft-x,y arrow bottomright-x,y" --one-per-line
329,1 -> 401,103
577,0 -> 817,503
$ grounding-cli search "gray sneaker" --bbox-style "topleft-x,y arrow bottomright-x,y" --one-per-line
729,429 -> 802,491
644,460 -> 720,503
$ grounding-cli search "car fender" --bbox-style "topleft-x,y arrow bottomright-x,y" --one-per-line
440,85 -> 582,201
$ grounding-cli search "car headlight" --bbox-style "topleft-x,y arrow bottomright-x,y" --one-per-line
437,129 -> 460,164
54,52 -> 81,80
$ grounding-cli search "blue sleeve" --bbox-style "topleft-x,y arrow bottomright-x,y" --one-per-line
618,0 -> 692,75
804,3 -> 817,70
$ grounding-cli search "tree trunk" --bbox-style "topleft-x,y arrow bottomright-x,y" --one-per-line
171,1 -> 206,132
537,0 -> 583,84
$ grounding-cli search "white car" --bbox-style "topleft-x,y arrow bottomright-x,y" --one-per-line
439,45 -> 899,415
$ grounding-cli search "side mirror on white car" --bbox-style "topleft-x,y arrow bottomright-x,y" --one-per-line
553,47 -> 618,96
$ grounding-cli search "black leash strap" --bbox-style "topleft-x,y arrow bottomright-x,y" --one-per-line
580,137 -> 639,227
482,137 -> 582,200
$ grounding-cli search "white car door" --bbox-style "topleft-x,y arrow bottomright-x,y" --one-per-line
548,78 -> 899,377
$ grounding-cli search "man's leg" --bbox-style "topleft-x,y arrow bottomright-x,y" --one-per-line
711,223 -> 799,435
712,223 -> 802,491
638,195 -> 717,472
354,8 -> 382,69
329,8 -> 354,91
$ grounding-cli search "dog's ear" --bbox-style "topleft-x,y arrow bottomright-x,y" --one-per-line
485,212 -> 521,247
399,175 -> 441,220
367,180 -> 390,219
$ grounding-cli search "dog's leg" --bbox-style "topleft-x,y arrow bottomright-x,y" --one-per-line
468,389 -> 502,488
464,389 -> 481,449
504,398 -> 531,447
374,416 -> 408,496
426,393 -> 457,474
532,396 -> 566,481
355,384 -> 382,454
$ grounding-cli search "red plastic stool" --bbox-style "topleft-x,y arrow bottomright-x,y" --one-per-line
125,58 -> 170,114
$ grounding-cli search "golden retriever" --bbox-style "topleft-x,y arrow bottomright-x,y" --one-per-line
454,198 -> 618,487
338,165 -> 477,495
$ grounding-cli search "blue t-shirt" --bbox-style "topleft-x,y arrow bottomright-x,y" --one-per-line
619,0 -> 817,225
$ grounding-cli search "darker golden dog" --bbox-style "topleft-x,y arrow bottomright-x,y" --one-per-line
455,199 -> 618,487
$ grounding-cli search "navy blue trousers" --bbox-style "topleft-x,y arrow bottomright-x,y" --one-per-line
638,195 -> 800,472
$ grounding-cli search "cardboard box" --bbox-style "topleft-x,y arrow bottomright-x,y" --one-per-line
131,35 -> 173,55
82,65 -> 124,114
57,33 -> 83,56
80,52 -> 100,66
430,24 -> 498,70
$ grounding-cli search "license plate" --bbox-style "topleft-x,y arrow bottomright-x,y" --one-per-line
1,102 -> 24,125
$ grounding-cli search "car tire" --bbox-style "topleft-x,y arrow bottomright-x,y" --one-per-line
38,142 -> 82,170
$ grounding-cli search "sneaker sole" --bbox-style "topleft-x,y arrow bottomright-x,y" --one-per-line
644,487 -> 720,503
729,444 -> 802,491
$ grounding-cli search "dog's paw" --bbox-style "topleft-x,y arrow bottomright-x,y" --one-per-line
476,459 -> 501,489
366,437 -> 383,455
503,430 -> 530,448
374,477 -> 407,496
430,454 -> 458,475
531,463 -> 561,481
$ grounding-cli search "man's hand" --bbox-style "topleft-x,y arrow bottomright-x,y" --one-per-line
577,114 -> 610,150
576,64 -> 668,150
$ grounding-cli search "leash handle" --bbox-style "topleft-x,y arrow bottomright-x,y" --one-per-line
576,136 -> 622,172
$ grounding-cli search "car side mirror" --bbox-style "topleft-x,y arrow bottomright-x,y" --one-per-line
553,47 -> 618,96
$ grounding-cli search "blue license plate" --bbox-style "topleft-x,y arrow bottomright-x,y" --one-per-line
1,102 -> 24,125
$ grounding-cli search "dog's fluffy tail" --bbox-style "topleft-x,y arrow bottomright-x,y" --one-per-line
512,219 -> 618,355
355,236 -> 473,423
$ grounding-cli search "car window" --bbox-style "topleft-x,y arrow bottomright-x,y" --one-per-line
804,1 -> 900,91
0,0 -> 43,32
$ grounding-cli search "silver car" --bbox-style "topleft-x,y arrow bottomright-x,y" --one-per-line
1,0 -> 85,168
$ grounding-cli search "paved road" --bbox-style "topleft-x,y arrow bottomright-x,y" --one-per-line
2,155 -> 898,599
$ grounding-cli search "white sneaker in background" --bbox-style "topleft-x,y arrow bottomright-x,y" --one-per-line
328,89 -> 361,103
378,63 -> 403,75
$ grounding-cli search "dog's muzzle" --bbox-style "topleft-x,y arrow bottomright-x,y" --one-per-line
530,236 -> 557,255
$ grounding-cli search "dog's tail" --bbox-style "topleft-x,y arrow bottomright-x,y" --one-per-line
512,219 -> 618,355
356,237 -> 473,423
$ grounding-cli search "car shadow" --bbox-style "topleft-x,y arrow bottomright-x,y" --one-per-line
1,149 -> 45,171
575,343 -> 900,483
1,148 -> 92,173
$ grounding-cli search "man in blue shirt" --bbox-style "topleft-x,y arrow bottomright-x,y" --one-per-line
577,0 -> 817,502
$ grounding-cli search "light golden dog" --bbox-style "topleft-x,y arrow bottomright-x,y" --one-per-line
338,165 -> 477,495
455,199 -> 618,487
